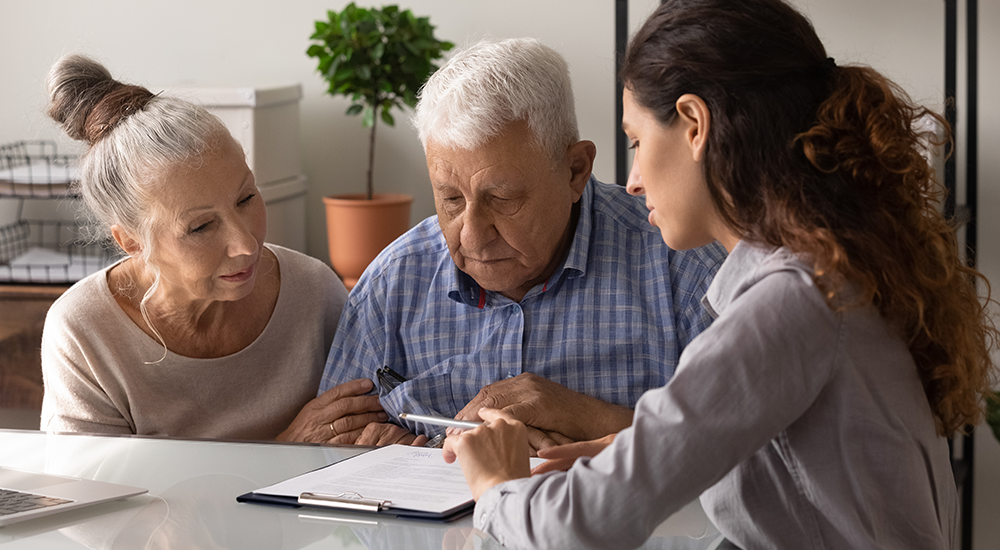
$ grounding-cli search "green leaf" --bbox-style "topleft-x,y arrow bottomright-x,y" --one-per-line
306,44 -> 325,58
381,108 -> 395,126
361,105 -> 375,128
371,41 -> 385,61
346,104 -> 364,116
987,391 -> 1000,443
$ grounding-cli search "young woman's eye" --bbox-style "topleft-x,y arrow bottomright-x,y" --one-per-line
238,193 -> 256,206
628,140 -> 640,150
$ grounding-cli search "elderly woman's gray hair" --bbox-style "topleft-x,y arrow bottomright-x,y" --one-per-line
46,54 -> 228,252
412,38 -> 579,161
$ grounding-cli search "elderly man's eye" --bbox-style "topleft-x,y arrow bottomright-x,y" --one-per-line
490,196 -> 522,216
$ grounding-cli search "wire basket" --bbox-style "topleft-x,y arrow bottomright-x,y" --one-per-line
0,219 -> 120,284
0,140 -> 79,198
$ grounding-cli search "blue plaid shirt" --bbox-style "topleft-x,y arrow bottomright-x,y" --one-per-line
320,177 -> 726,436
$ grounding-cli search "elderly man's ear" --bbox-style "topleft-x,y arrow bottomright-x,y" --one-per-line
565,140 -> 597,201
111,225 -> 143,256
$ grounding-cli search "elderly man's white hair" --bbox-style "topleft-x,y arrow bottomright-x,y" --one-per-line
412,37 -> 579,161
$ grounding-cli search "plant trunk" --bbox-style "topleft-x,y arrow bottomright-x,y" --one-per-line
366,115 -> 377,201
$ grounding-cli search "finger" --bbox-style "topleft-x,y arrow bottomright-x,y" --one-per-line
478,407 -> 520,424
314,378 -> 376,406
531,457 -> 576,475
526,426 -> 558,452
455,391 -> 483,421
545,430 -> 575,446
442,436 -> 460,463
322,394 -> 384,421
328,427 -> 366,445
536,440 -> 592,459
329,411 -> 389,435
355,423 -> 387,446
411,434 -> 429,446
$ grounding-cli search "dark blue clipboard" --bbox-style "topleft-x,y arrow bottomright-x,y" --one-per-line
235,449 -> 475,522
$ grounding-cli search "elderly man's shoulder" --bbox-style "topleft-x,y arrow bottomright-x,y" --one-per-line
589,179 -> 657,232
589,179 -> 726,267
353,216 -> 449,290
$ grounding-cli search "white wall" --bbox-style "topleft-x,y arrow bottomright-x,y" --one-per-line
1,1 -> 996,547
0,0 -> 618,261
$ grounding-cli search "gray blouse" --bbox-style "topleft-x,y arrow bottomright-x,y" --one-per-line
474,242 -> 957,549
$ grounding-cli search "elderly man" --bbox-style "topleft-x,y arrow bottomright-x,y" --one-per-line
315,37 -> 725,447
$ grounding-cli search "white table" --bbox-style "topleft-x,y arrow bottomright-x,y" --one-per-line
0,429 -> 720,549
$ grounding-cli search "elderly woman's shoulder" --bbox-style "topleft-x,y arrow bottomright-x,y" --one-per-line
44,265 -> 122,333
266,243 -> 347,300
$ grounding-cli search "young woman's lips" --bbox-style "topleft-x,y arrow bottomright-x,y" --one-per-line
221,263 -> 255,283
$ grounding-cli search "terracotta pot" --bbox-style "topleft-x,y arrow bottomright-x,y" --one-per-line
323,193 -> 413,289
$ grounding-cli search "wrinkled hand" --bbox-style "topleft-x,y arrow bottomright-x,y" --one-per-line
355,422 -> 429,446
276,379 -> 386,444
455,373 -> 634,442
532,433 -> 617,475
443,408 -> 531,500
524,427 -> 575,455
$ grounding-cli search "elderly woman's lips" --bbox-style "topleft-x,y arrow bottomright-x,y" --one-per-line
221,263 -> 255,282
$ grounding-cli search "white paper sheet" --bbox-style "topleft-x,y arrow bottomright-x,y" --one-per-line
257,445 -> 545,514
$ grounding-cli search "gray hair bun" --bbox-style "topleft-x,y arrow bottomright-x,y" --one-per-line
46,54 -> 155,145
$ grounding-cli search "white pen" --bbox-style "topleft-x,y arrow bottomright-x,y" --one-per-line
399,413 -> 485,431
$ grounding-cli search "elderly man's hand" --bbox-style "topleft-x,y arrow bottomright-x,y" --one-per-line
454,373 -> 634,442
354,423 -> 429,446
276,379 -> 387,444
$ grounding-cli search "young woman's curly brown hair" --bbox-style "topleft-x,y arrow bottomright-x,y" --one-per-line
622,0 -> 997,435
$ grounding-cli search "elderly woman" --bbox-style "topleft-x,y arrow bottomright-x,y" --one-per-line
39,54 -> 384,442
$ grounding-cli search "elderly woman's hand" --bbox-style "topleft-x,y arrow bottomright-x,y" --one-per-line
276,379 -> 387,443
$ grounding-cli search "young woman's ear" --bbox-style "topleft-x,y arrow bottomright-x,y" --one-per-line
111,225 -> 142,256
674,94 -> 711,163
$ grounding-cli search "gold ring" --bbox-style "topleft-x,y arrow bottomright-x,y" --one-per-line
329,423 -> 335,432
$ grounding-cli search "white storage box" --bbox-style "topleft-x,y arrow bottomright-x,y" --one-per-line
260,175 -> 308,253
164,84 -> 303,186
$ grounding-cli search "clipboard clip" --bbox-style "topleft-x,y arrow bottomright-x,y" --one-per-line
298,491 -> 392,512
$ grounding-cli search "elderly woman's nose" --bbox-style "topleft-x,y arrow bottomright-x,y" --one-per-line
228,218 -> 259,256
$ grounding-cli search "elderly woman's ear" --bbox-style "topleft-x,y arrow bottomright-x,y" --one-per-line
111,225 -> 142,256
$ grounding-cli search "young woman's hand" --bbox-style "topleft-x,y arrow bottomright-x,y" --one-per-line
531,433 -> 617,475
442,408 -> 531,500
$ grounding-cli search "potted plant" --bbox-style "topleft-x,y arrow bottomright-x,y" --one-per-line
988,391 -> 1000,444
308,3 -> 453,288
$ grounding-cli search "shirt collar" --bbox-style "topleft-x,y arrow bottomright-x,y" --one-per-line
447,176 -> 597,307
704,241 -> 810,318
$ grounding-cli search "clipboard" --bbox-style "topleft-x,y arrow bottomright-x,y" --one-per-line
236,445 -> 475,522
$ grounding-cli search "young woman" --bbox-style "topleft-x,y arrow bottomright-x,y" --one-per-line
39,54 -> 388,442
441,1 -> 997,548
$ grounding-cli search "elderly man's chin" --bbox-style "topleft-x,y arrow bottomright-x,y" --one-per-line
457,256 -> 531,294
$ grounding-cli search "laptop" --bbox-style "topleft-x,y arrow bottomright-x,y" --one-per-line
0,467 -> 147,527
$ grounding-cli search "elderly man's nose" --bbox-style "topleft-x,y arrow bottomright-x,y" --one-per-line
460,204 -> 497,249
